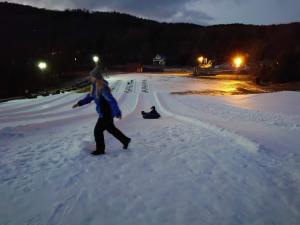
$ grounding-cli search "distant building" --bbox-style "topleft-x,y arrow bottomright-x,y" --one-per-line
153,54 -> 166,66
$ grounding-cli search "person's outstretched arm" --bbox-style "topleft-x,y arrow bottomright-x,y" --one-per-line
73,93 -> 93,108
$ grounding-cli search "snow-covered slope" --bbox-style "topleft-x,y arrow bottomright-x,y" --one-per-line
1,74 -> 299,225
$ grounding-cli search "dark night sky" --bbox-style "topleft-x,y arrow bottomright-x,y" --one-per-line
3,0 -> 300,25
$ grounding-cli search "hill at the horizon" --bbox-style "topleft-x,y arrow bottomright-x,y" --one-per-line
0,2 -> 300,98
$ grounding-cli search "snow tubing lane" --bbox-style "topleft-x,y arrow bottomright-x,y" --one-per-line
0,92 -> 74,115
0,95 -> 84,119
0,81 -> 126,124
153,92 -> 259,153
0,88 -> 139,132
0,79 -> 121,116
0,79 -> 122,117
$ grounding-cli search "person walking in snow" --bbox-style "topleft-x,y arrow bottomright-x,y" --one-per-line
72,66 -> 131,155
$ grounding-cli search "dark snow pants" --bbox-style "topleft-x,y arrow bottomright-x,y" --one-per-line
94,117 -> 129,153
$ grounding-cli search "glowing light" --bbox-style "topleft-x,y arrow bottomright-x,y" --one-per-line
93,55 -> 99,63
38,61 -> 47,70
233,57 -> 243,68
198,56 -> 204,64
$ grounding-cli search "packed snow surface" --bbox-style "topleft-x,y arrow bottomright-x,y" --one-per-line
1,73 -> 300,225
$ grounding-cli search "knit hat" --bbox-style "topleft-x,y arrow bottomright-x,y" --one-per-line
89,65 -> 103,80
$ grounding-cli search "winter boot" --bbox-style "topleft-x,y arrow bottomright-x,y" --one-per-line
123,138 -> 131,150
91,150 -> 105,155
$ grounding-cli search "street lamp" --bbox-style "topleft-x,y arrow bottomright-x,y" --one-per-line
233,56 -> 243,68
197,56 -> 204,64
93,55 -> 99,64
38,61 -> 47,71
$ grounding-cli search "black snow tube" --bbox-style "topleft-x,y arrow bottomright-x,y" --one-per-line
141,111 -> 161,119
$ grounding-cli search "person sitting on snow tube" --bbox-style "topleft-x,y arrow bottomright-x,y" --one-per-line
141,106 -> 160,119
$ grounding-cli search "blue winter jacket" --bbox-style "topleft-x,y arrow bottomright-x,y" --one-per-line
77,81 -> 121,118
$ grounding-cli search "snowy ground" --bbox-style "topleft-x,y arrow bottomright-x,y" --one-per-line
1,73 -> 300,225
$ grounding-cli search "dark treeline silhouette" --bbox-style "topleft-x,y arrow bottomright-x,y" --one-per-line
0,2 -> 300,98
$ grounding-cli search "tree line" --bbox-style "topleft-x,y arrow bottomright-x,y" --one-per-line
0,2 -> 300,98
